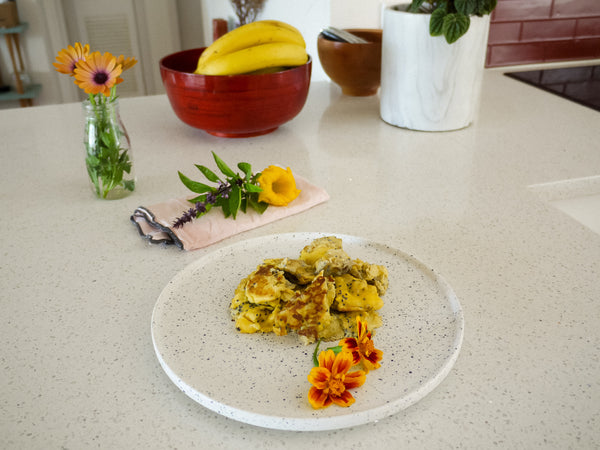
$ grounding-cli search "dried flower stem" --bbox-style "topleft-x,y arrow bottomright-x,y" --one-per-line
230,0 -> 267,25
173,182 -> 232,228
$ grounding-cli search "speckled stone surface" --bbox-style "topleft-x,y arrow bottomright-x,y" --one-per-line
1,70 -> 600,448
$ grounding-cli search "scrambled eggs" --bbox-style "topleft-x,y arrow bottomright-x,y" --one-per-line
230,236 -> 388,344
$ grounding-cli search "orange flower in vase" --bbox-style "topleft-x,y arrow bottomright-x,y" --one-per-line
52,42 -> 89,75
73,51 -> 123,96
53,43 -> 138,199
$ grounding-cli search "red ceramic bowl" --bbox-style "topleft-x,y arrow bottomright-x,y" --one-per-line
160,48 -> 312,138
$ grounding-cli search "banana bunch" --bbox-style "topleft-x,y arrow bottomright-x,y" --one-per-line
195,20 -> 308,76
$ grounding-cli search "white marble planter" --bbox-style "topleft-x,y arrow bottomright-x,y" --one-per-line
380,4 -> 490,131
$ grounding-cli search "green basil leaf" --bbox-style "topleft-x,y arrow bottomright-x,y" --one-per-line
248,195 -> 268,215
237,162 -> 252,179
111,167 -> 124,184
212,152 -> 236,178
118,150 -> 129,163
123,179 -> 135,192
178,171 -> 214,194
100,133 -> 112,148
220,199 -> 231,218
188,194 -> 207,204
87,155 -> 100,166
430,8 -> 446,36
195,164 -> 220,182
244,183 -> 263,193
442,13 -> 470,44
228,185 -> 241,219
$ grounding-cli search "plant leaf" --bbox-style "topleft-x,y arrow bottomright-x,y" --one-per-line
178,171 -> 214,194
442,13 -> 470,44
188,193 -> 208,204
455,0 -> 477,15
218,197 -> 231,218
244,183 -> 263,193
195,164 -> 220,182
123,179 -> 135,192
228,184 -> 241,219
430,7 -> 446,36
212,152 -> 236,178
247,195 -> 268,215
237,162 -> 252,179
325,345 -> 343,355
478,0 -> 497,15
407,0 -> 425,13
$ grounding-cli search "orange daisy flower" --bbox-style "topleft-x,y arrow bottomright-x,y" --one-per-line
113,55 -> 138,86
340,316 -> 383,371
53,42 -> 89,76
307,349 -> 366,409
73,51 -> 123,96
115,54 -> 138,72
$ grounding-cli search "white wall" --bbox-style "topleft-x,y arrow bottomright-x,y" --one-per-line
0,0 -> 391,109
330,0 -> 398,28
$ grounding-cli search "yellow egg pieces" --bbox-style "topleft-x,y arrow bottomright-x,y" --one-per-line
229,236 -> 388,344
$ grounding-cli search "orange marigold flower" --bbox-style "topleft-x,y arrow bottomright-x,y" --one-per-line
340,316 -> 383,371
257,166 -> 301,206
53,42 -> 89,76
73,51 -> 123,96
307,349 -> 366,409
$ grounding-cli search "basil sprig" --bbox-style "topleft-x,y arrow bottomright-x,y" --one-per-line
173,152 -> 267,228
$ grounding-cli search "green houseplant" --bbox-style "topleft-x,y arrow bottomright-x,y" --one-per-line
407,0 -> 497,43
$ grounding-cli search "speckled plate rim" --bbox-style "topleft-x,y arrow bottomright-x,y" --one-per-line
151,232 -> 464,431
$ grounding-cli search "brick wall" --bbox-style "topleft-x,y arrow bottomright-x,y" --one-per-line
486,0 -> 600,67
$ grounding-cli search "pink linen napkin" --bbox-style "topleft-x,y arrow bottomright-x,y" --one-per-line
131,175 -> 329,250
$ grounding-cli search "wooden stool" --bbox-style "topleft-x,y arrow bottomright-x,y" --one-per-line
4,30 -> 31,106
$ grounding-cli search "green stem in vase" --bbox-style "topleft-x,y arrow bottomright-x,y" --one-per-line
84,90 -> 134,199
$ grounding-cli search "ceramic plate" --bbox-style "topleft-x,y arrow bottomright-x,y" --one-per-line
151,232 -> 463,431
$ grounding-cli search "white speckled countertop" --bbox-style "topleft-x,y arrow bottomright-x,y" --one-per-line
1,71 -> 599,449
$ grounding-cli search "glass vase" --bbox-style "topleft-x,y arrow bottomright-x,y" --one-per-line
83,98 -> 135,199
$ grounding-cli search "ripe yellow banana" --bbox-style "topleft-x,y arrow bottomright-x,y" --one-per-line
196,42 -> 308,76
196,20 -> 305,71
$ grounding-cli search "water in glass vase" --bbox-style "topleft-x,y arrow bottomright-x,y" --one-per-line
83,98 -> 135,199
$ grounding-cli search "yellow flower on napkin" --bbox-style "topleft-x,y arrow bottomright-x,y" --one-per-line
258,166 -> 301,206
